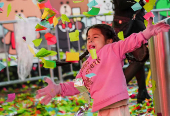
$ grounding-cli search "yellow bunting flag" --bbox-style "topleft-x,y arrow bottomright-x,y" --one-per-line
53,16 -> 58,28
89,49 -> 97,59
66,52 -> 79,61
27,45 -> 36,57
69,30 -> 79,42
118,31 -> 124,40
7,4 -> 11,17
73,0 -> 84,3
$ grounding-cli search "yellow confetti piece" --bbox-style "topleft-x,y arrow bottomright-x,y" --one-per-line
89,49 -> 97,59
146,69 -> 151,86
66,52 -> 79,61
7,3 -> 11,17
73,0 -> 84,3
41,9 -> 49,19
27,45 -> 35,57
134,0 -> 140,2
118,31 -> 124,40
69,30 -> 79,42
53,16 -> 58,28
143,2 -> 154,13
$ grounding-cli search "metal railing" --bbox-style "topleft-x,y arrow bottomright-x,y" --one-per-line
0,8 -> 169,87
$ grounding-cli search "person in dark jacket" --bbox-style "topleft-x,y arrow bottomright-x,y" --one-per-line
112,0 -> 151,103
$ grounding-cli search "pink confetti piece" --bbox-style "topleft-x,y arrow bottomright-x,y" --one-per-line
143,11 -> 154,21
0,8 -> 3,12
44,0 -> 52,9
6,93 -> 15,102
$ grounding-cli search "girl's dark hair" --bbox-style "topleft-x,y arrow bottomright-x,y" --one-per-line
55,24 -> 120,66
86,24 -> 120,42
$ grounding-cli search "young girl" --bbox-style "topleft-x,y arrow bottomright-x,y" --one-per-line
36,17 -> 170,116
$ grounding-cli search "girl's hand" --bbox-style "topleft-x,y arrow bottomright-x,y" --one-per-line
35,77 -> 61,105
142,17 -> 170,39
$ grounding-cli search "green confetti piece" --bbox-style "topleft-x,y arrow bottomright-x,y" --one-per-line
36,48 -> 57,57
35,24 -> 44,29
83,12 -> 93,17
89,49 -> 97,59
88,7 -> 100,15
103,11 -> 112,16
61,14 -> 70,24
38,0 -> 45,2
10,56 -> 16,60
32,38 -> 42,47
151,79 -> 156,93
7,3 -> 11,17
69,30 -> 79,42
43,60 -> 56,69
118,31 -> 124,40
15,14 -> 25,21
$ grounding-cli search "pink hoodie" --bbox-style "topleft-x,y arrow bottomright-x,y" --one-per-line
60,32 -> 148,112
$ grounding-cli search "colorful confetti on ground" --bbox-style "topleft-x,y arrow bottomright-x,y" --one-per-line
0,76 -> 155,116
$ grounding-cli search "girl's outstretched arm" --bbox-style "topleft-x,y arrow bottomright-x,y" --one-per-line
112,17 -> 170,60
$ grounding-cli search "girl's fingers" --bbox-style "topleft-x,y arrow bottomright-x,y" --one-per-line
41,95 -> 52,105
44,77 -> 53,85
43,96 -> 52,105
148,17 -> 153,26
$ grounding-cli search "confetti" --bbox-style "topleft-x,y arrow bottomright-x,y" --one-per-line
87,0 -> 98,8
87,7 -> 100,15
0,62 -> 6,71
32,38 -> 42,47
85,73 -> 96,78
118,31 -> 124,40
61,14 -> 70,24
43,60 -> 56,69
89,49 -> 97,59
66,52 -> 79,62
36,48 -> 57,57
0,2 -> 4,8
44,33 -> 57,45
6,93 -> 15,102
73,0 -> 84,3
131,2 -> 142,11
69,30 -> 79,42
37,3 -> 45,9
143,12 -> 154,20
53,16 -> 58,28
7,3 -> 11,17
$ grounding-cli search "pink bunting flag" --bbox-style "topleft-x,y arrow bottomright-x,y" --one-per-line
143,11 -> 154,20
6,93 -> 15,102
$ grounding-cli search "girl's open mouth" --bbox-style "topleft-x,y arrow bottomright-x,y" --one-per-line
89,45 -> 95,49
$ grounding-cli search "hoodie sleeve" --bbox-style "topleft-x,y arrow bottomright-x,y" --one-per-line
112,32 -> 148,60
59,71 -> 82,97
